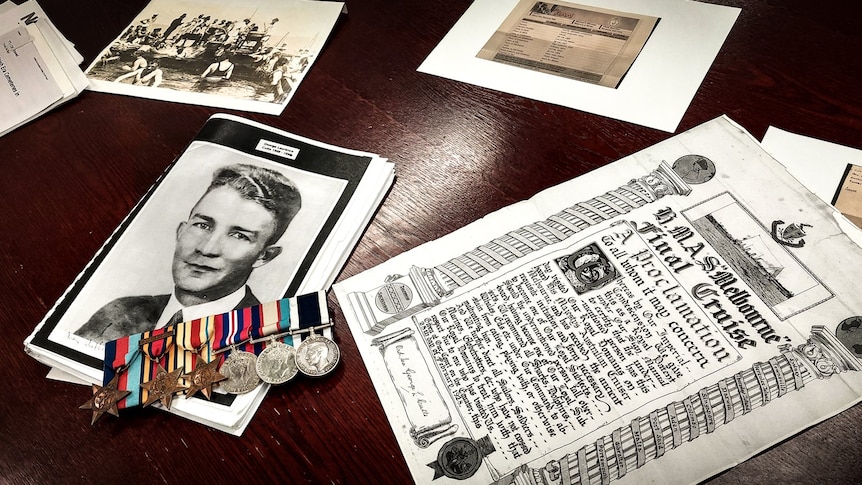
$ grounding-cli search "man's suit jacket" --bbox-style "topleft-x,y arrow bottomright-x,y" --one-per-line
74,287 -> 260,343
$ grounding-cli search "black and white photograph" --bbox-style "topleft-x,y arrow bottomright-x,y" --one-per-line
22,112 -> 393,432
53,141 -> 345,359
83,0 -> 344,114
27,115 -> 388,374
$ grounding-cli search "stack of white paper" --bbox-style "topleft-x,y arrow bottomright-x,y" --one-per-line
25,114 -> 395,435
0,0 -> 88,138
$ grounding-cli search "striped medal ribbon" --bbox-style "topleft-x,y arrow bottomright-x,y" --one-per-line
138,327 -> 184,409
213,297 -> 303,394
176,318 -> 223,400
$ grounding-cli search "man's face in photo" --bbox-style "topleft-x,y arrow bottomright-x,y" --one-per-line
172,185 -> 281,302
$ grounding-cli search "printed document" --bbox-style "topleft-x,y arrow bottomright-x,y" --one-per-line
477,1 -> 657,88
336,116 -> 862,484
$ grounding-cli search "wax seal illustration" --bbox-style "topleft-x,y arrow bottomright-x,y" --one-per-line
835,316 -> 862,358
427,436 -> 495,480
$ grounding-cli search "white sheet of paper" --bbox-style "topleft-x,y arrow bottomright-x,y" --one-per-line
761,127 -> 862,247
0,0 -> 89,137
0,27 -> 64,135
418,0 -> 739,132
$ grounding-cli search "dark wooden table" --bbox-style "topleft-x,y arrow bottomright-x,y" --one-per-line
2,0 -> 861,483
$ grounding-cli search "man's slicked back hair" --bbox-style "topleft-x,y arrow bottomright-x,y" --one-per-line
206,164 -> 302,245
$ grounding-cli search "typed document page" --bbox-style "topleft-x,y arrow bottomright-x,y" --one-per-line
478,1 -> 658,88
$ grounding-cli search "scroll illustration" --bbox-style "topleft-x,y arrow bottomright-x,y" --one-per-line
373,327 -> 458,447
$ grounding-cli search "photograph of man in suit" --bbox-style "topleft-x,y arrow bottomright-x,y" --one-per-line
75,163 -> 302,343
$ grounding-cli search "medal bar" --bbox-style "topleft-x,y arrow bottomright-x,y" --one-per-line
94,290 -> 330,411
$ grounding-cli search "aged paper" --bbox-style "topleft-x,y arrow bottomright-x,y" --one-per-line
83,0 -> 344,115
477,1 -> 658,88
335,116 -> 862,484
833,164 -> 862,228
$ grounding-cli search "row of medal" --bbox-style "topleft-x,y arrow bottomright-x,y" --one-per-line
81,323 -> 340,422
219,323 -> 340,393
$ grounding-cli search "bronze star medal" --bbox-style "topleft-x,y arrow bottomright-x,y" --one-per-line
140,364 -> 186,409
182,358 -> 226,400
79,375 -> 131,425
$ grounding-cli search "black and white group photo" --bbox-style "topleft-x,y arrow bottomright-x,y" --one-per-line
84,0 -> 343,113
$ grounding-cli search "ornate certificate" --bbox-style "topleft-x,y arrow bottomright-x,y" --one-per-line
335,116 -> 862,484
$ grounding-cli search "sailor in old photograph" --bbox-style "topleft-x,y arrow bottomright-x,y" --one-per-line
75,163 -> 302,343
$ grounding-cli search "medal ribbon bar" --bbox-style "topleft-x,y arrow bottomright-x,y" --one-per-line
101,291 -> 327,410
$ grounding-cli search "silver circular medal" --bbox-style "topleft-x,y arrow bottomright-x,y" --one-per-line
256,341 -> 298,385
219,350 -> 261,394
295,334 -> 340,377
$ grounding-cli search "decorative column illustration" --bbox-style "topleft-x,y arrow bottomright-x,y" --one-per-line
490,320 -> 862,485
349,156 -> 716,334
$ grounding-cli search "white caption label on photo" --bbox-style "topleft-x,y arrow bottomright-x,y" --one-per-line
256,139 -> 299,160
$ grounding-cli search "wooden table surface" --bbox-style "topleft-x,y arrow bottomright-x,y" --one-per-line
2,0 -> 861,483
